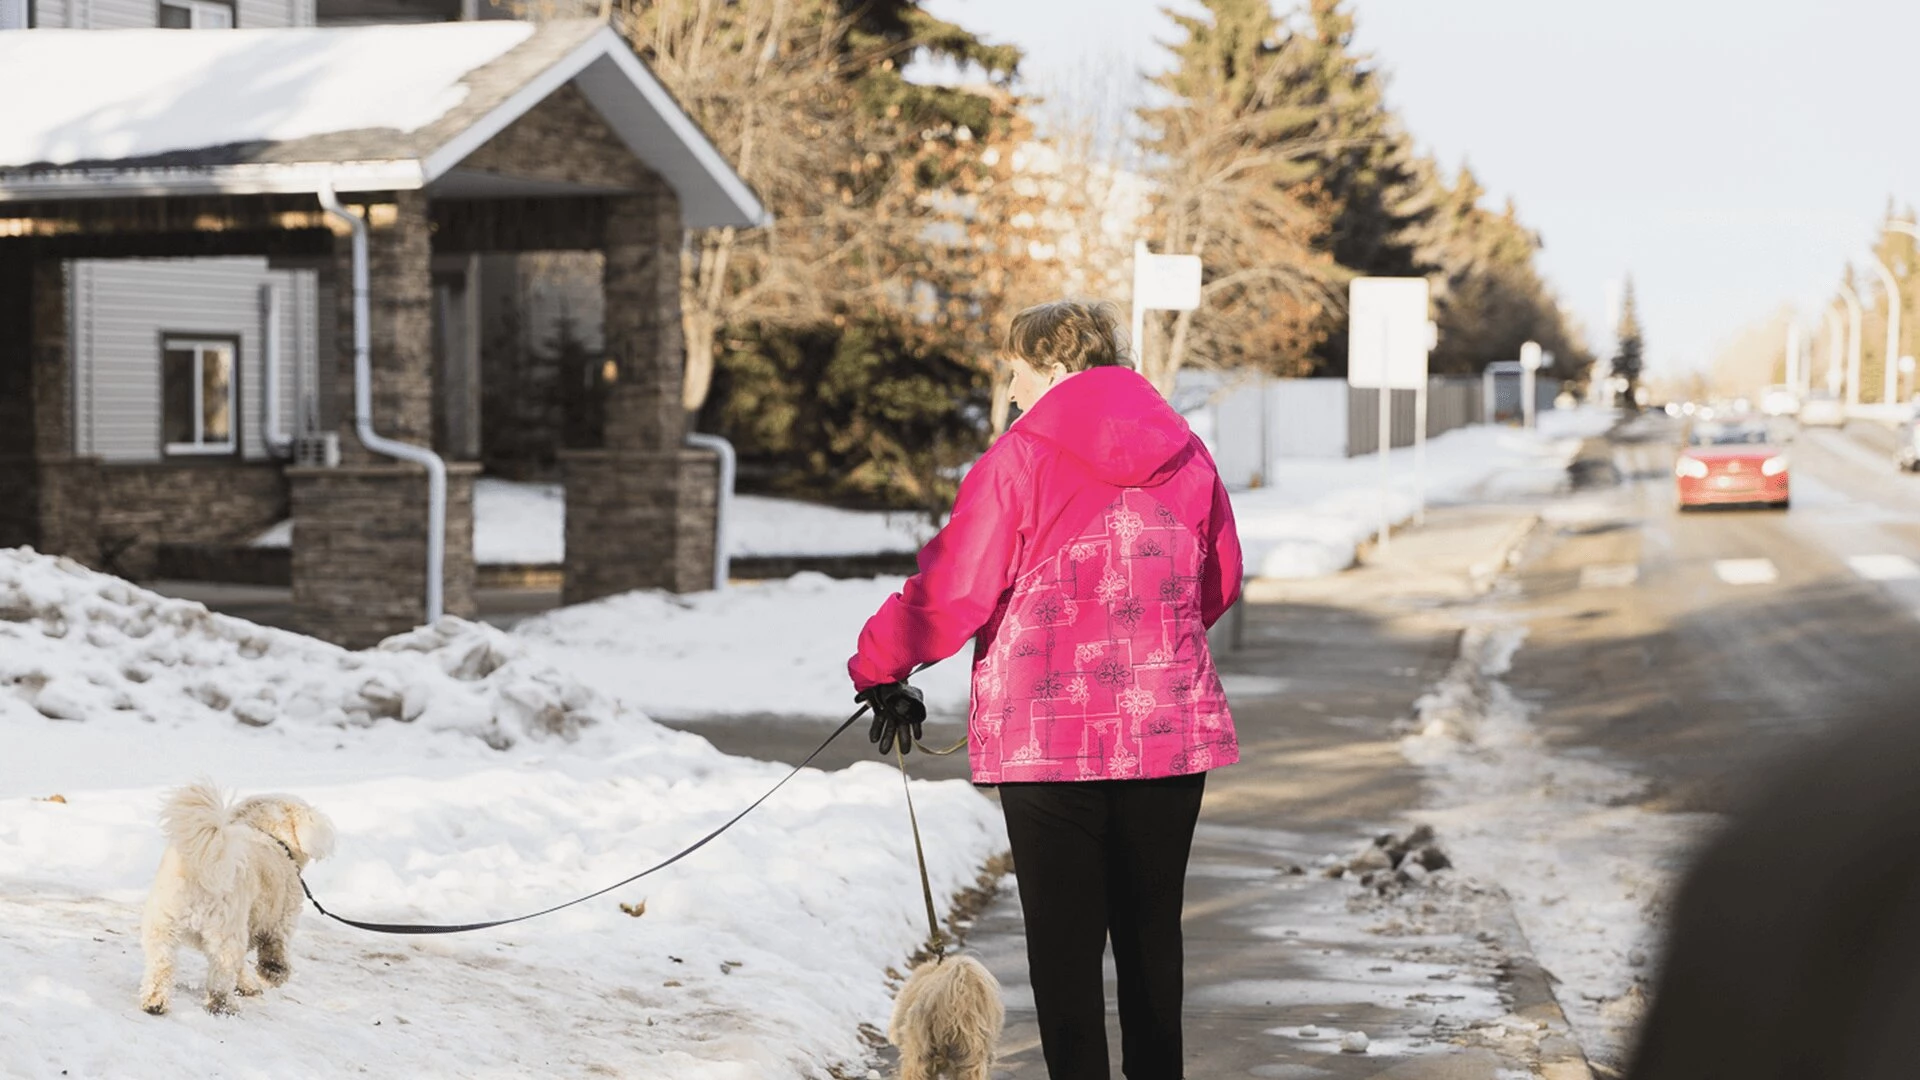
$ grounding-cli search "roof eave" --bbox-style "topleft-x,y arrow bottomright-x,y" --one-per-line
0,160 -> 426,204
418,26 -> 770,231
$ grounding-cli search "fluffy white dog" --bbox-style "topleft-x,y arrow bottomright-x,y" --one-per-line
139,781 -> 335,1015
888,954 -> 1005,1080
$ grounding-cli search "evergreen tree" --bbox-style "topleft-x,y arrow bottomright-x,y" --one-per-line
1273,0 -> 1435,372
597,0 -> 1031,505
1138,0 -> 1337,389
1613,277 -> 1645,410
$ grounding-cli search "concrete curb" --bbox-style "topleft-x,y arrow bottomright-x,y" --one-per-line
1480,886 -> 1597,1080
1468,513 -> 1541,594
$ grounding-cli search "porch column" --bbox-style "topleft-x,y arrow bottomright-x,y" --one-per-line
292,192 -> 476,647
0,253 -> 99,562
562,184 -> 718,605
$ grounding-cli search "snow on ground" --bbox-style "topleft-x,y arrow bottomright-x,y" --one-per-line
1233,409 -> 1618,579
252,483 -> 935,565
1399,622 -> 1711,1068
510,573 -> 972,722
0,549 -> 1004,1079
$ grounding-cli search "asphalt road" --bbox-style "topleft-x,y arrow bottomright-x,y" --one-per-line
1506,415 -> 1920,815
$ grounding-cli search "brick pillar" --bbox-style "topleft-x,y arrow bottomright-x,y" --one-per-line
0,255 -> 99,562
295,193 -> 476,645
562,183 -> 719,603
329,193 -> 435,463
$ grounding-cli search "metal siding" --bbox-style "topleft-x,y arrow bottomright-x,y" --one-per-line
72,258 -> 319,464
84,0 -> 151,28
237,0 -> 298,26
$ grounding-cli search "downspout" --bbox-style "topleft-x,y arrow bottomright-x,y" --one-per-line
682,431 -> 733,591
260,282 -> 290,457
316,184 -> 447,624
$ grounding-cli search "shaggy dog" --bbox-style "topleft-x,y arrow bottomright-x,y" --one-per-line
138,781 -> 335,1015
888,954 -> 1004,1080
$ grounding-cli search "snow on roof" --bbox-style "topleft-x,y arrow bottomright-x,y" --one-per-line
0,24 -> 534,168
0,21 -> 768,229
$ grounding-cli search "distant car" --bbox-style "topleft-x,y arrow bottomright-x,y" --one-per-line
1677,418 -> 1789,510
1799,391 -> 1845,428
1760,386 -> 1801,417
1897,417 -> 1920,471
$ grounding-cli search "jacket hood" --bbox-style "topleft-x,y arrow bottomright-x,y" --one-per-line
1012,365 -> 1193,486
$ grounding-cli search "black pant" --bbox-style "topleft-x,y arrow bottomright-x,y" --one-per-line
998,772 -> 1206,1080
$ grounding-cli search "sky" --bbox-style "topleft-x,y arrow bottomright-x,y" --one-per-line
920,0 -> 1920,376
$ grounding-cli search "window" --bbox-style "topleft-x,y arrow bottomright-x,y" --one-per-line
158,0 -> 232,27
0,0 -> 29,30
162,338 -> 238,455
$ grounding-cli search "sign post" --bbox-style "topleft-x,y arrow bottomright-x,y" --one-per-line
1131,240 -> 1203,372
1348,278 -> 1431,555
1520,340 -> 1544,430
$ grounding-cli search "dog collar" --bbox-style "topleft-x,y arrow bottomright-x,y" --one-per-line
252,823 -> 299,865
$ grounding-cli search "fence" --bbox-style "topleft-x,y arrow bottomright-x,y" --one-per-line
1178,372 -> 1551,489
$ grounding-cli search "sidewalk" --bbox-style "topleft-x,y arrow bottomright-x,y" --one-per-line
673,504 -> 1592,1079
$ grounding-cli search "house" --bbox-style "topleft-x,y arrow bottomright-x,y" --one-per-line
0,19 -> 767,646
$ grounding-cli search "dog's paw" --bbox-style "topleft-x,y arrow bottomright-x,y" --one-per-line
236,982 -> 263,997
258,959 -> 290,987
203,992 -> 238,1016
140,998 -> 168,1016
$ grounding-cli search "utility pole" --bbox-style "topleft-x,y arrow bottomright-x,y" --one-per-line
1869,254 -> 1902,406
1838,280 -> 1865,407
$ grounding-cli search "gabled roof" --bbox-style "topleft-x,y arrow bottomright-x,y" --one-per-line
0,20 -> 768,228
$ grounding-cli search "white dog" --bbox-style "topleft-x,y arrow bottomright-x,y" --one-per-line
139,781 -> 335,1015
888,954 -> 1005,1080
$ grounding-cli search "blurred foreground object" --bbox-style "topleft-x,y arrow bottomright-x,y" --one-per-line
1628,688 -> 1920,1080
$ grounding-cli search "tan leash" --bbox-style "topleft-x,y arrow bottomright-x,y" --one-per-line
895,742 -> 949,959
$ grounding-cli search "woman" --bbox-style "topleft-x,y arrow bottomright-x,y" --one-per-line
849,299 -> 1242,1080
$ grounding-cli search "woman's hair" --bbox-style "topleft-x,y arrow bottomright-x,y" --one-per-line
1006,300 -> 1130,374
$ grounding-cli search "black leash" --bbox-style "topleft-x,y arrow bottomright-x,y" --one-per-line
895,743 -> 948,959
297,703 -> 873,935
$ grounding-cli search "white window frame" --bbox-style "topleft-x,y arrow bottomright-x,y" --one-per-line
162,337 -> 239,456
158,0 -> 233,27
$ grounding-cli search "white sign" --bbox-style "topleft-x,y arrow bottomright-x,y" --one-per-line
1347,277 -> 1431,390
1133,247 -> 1203,312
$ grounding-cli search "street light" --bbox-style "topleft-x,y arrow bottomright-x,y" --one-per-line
1868,253 -> 1903,407
1838,280 -> 1865,407
1823,307 -> 1845,395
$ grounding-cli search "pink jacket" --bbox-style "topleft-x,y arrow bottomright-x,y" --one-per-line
849,366 -> 1242,784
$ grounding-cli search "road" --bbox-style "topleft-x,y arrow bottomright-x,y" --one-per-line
689,413 -> 1920,1077
1508,417 -> 1920,815
1441,414 -> 1920,1070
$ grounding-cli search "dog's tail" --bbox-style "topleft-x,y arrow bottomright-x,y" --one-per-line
160,780 -> 245,894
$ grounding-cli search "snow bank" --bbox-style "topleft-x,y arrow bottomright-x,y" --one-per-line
1234,411 -> 1613,580
511,572 -> 972,721
0,548 -> 1004,1078
252,483 -> 936,565
0,548 -> 609,750
1400,622 -> 1708,1067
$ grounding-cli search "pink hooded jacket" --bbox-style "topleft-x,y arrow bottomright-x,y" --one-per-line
849,365 -> 1242,784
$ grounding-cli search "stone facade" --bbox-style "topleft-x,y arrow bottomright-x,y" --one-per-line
0,257 -> 104,563
561,447 -> 716,602
288,463 -> 477,648
328,191 -> 435,460
94,463 -> 288,578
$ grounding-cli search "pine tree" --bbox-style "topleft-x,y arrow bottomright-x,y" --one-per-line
1613,277 -> 1645,410
1138,0 -> 1337,389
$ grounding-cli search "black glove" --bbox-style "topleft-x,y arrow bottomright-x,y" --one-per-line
860,681 -> 926,756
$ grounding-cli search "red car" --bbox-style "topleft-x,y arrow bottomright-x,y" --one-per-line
1676,419 -> 1789,510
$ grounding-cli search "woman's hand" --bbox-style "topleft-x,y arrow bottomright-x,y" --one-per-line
859,682 -> 926,756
